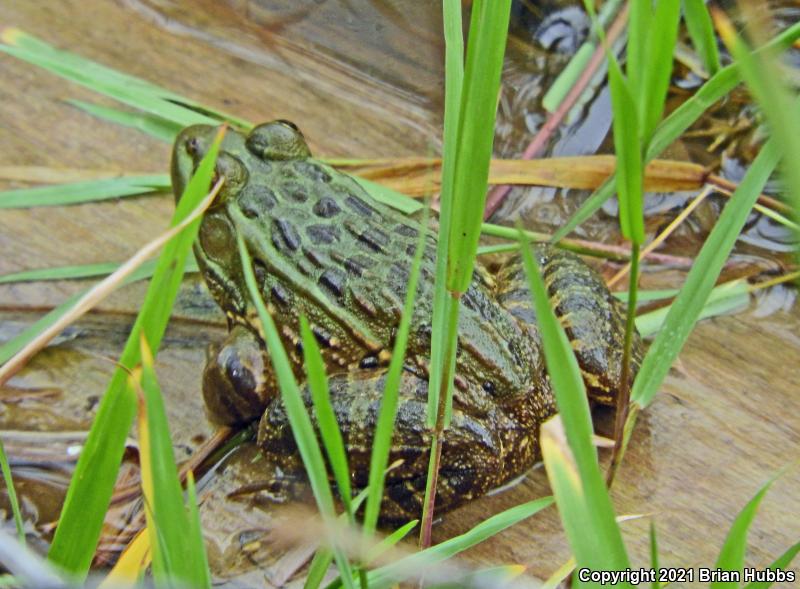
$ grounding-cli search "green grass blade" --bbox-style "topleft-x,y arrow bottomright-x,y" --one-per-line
519,237 -> 630,575
46,129 -> 222,577
68,100 -> 183,143
0,258 -> 198,285
743,541 -> 800,589
683,0 -> 721,75
362,206 -> 429,536
634,278 -> 750,338
650,520 -> 659,589
137,338 -> 208,588
236,235 -> 355,589
711,477 -> 776,589
300,316 -> 353,518
427,0 -> 463,427
0,258 -> 198,366
185,471 -> 212,589
305,549 -> 334,589
364,520 -> 418,564
640,0 -> 681,144
625,0 -> 651,102
446,0 -> 511,294
367,497 -> 553,589
552,21 -> 800,242
631,138 -> 780,408
0,175 -> 170,209
349,176 -> 422,215
718,15 -> 800,228
607,58 -> 644,243
540,418 -> 602,571
0,438 -> 25,544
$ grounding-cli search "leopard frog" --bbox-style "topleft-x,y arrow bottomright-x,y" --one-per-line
171,121 -> 642,521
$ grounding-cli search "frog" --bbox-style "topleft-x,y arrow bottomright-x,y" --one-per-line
171,120 -> 643,522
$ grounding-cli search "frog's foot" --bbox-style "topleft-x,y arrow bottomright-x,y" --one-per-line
203,324 -> 275,425
495,245 -> 644,406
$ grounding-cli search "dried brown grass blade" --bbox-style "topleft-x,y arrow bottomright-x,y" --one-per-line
0,179 -> 222,386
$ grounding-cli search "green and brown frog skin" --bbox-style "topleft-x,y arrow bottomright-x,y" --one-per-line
171,121 -> 643,522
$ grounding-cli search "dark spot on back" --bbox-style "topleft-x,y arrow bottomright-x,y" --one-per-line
306,224 -> 340,245
345,195 -> 377,218
272,218 -> 302,252
292,160 -> 331,183
357,227 -> 389,253
253,259 -> 268,285
282,182 -> 309,203
313,197 -> 341,218
238,186 -> 278,218
311,325 -> 333,348
395,224 -> 418,238
319,268 -> 347,299
271,283 -> 291,306
359,355 -> 379,369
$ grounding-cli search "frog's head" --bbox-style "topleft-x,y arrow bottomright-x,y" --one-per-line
170,120 -> 312,204
170,120 -> 314,319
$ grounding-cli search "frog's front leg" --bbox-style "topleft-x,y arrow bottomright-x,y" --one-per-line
257,368 -> 519,522
203,324 -> 275,425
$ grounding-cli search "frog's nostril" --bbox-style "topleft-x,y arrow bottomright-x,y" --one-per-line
186,137 -> 201,156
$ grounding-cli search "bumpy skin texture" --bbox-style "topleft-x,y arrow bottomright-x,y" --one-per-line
171,121 -> 643,521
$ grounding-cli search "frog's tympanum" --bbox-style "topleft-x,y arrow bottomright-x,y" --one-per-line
171,121 -> 643,522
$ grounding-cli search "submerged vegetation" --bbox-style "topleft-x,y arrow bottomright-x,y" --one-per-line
0,1 -> 798,587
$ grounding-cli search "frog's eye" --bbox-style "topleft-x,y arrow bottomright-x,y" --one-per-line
246,121 -> 311,161
212,153 -> 249,206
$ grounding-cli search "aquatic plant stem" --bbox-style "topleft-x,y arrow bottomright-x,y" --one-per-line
607,242 -> 640,488
483,3 -> 629,219
420,298 -> 460,549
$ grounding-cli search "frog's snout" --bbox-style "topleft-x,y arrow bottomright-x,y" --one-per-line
170,124 -> 218,203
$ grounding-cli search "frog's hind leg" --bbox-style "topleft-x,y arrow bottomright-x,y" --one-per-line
257,368 -> 513,522
203,324 -> 275,425
494,245 -> 643,406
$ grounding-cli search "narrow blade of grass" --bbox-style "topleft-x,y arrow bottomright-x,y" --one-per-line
684,0 -> 721,75
607,58 -> 644,243
98,529 -> 150,589
367,497 -> 553,589
349,176 -> 422,215
427,0 -> 463,427
236,234 -> 355,589
68,100 -> 183,143
743,541 -> 800,589
634,278 -> 750,338
519,236 -> 631,575
711,476 -> 776,589
650,520 -> 659,589
0,175 -> 170,209
135,337 -> 210,588
363,206 -> 429,536
446,0 -> 512,293
716,10 -> 800,232
0,438 -> 25,543
184,471 -> 211,589
0,258 -> 198,285
300,316 -> 353,519
639,0 -> 681,144
631,138 -> 780,408
552,21 -> 800,241
46,128 -> 223,577
540,417 -> 604,570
